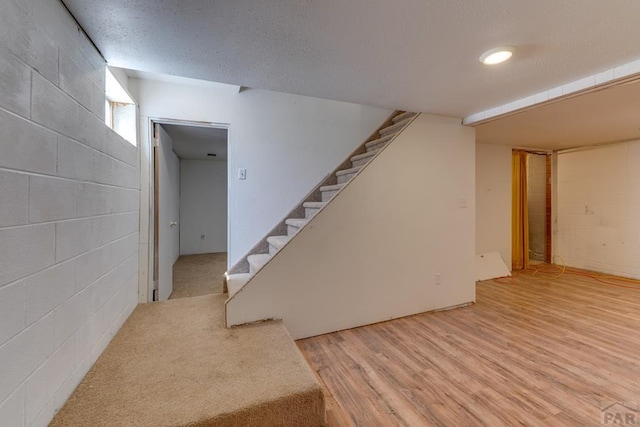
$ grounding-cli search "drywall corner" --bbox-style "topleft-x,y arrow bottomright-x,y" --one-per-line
476,142 -> 512,267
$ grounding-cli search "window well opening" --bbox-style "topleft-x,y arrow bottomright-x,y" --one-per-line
105,67 -> 137,146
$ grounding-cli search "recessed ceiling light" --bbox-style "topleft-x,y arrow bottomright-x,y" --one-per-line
479,47 -> 514,65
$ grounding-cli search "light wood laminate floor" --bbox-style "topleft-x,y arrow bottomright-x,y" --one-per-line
297,269 -> 640,426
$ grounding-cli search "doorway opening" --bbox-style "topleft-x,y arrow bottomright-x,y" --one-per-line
512,150 -> 552,270
151,120 -> 229,301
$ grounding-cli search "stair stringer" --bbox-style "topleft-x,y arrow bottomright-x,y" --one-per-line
226,111 -> 402,277
226,114 -> 477,339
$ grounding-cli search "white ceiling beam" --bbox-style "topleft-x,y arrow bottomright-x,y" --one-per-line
463,57 -> 640,126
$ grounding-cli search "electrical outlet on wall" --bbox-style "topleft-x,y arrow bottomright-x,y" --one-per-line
201,235 -> 205,240
435,273 -> 442,285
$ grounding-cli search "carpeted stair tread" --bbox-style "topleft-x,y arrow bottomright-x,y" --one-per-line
50,295 -> 324,427
392,111 -> 417,123
248,254 -> 271,274
351,151 -> 377,162
364,134 -> 393,149
303,201 -> 326,219
303,201 -> 326,208
285,218 -> 309,228
267,235 -> 292,251
319,183 -> 345,192
351,150 -> 378,168
379,117 -> 412,136
319,183 -> 346,202
365,142 -> 389,153
227,273 -> 252,297
335,165 -> 362,176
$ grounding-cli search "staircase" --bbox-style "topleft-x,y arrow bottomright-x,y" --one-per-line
225,110 -> 418,301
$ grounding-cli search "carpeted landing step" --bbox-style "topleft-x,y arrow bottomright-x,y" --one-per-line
227,272 -> 252,296
51,294 -> 325,427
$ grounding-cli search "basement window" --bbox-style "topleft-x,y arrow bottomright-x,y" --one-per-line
105,67 -> 137,146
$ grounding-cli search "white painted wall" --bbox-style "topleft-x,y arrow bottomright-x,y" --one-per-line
108,66 -> 131,94
0,1 -> 139,425
228,89 -> 392,265
128,76 -> 238,125
227,114 -> 476,339
157,126 -> 180,300
180,160 -> 228,255
556,141 -> 640,278
476,143 -> 512,265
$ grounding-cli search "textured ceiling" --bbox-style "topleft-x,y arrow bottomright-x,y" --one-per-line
63,0 -> 640,117
163,125 -> 228,160
476,79 -> 640,150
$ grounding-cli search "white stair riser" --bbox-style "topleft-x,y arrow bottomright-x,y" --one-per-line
379,119 -> 410,137
247,254 -> 271,275
366,142 -> 386,153
227,273 -> 252,296
287,224 -> 301,236
321,189 -> 340,202
392,112 -> 416,123
364,136 -> 391,150
305,207 -> 321,218
337,171 -> 357,184
351,157 -> 373,168
266,235 -> 291,256
268,242 -> 279,255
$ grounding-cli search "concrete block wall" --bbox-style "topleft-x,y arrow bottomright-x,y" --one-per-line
556,141 -> 640,278
0,1 -> 140,426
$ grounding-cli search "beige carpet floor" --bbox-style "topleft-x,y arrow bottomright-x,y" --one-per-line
170,252 -> 227,299
51,294 -> 325,426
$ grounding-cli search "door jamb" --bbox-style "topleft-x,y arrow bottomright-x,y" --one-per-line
510,149 -> 553,268
140,117 -> 230,302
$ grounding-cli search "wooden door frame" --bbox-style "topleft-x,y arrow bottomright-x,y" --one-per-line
511,149 -> 553,267
545,154 -> 552,263
152,126 -> 160,300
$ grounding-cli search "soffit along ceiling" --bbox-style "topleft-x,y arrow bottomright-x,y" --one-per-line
476,79 -> 640,151
63,0 -> 640,118
162,125 -> 228,161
